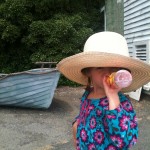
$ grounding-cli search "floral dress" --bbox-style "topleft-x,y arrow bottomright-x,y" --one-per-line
74,90 -> 138,150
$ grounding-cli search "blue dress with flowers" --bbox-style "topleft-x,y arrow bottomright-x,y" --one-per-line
75,90 -> 138,150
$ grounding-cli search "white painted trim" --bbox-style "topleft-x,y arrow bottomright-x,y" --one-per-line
127,87 -> 142,101
100,6 -> 106,31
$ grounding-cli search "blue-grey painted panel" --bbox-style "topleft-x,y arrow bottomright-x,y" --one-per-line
0,68 -> 60,109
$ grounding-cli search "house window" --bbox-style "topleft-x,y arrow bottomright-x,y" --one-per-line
133,40 -> 150,63
135,44 -> 147,62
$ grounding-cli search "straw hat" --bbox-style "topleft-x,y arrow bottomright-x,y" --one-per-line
57,31 -> 150,92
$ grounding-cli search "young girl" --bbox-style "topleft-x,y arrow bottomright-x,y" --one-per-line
72,67 -> 138,150
57,32 -> 150,149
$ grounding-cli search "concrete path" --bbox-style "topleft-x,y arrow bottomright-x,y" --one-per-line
0,87 -> 149,150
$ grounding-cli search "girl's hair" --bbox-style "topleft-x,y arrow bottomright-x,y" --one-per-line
81,68 -> 92,91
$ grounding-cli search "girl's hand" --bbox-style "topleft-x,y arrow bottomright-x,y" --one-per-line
103,75 -> 121,97
103,75 -> 121,110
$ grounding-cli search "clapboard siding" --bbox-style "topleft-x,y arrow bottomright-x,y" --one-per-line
124,0 -> 150,57
125,25 -> 150,35
124,1 -> 149,16
124,0 -> 147,11
124,13 -> 150,26
124,7 -> 150,21
124,0 -> 147,7
124,18 -> 150,30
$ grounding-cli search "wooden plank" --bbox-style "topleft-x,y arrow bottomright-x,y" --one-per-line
35,62 -> 57,68
124,7 -> 150,21
124,0 -> 137,7
125,36 -> 150,43
124,29 -> 150,38
35,62 -> 57,64
124,18 -> 150,30
124,14 -> 150,26
124,0 -> 148,12
124,2 -> 150,17
124,24 -> 150,35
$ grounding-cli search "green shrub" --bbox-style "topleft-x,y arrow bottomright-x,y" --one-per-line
0,0 -> 104,86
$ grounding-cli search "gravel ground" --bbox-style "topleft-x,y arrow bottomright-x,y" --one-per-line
0,86 -> 149,150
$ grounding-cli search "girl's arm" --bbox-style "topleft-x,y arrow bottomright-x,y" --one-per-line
72,121 -> 78,148
71,89 -> 88,148
104,93 -> 138,149
103,77 -> 138,149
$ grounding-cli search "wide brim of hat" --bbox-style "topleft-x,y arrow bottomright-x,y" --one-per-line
57,52 -> 150,93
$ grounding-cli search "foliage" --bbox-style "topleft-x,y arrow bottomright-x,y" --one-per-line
0,0 -> 104,86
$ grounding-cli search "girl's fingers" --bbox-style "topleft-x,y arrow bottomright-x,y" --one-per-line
103,75 -> 107,84
103,75 -> 121,92
103,75 -> 110,87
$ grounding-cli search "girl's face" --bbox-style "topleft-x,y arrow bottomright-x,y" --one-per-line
88,67 -> 119,88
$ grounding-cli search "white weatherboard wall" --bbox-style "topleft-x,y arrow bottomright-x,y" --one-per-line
124,0 -> 150,99
124,0 -> 150,58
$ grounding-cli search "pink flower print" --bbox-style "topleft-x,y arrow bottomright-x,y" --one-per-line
122,101 -> 133,112
129,136 -> 138,147
107,115 -> 116,119
103,118 -> 109,131
119,115 -> 129,131
116,105 -> 122,112
81,100 -> 88,111
94,131 -> 104,144
79,100 -> 89,124
110,135 -> 124,148
130,120 -> 137,129
130,116 -> 137,129
88,143 -> 96,150
106,144 -> 116,150
99,98 -> 108,107
89,104 -> 95,110
76,139 -> 80,150
90,116 -> 97,129
80,129 -> 88,142
87,104 -> 95,115
130,116 -> 138,129
134,115 -> 138,122
96,109 -> 102,116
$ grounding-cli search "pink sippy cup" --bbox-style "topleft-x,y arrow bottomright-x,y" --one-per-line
107,70 -> 132,88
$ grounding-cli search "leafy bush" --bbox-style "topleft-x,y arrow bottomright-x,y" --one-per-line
0,0 -> 104,86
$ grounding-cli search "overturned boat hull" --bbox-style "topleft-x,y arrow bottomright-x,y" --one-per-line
0,68 -> 60,109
